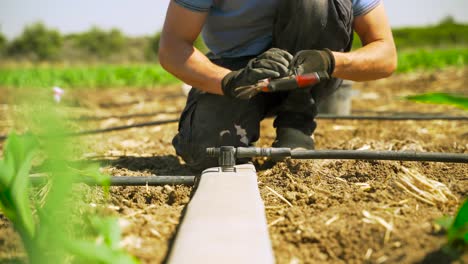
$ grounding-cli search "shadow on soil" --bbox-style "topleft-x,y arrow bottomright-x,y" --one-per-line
419,246 -> 465,264
98,155 -> 194,176
160,175 -> 200,264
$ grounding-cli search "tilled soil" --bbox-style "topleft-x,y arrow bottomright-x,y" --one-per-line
0,67 -> 467,263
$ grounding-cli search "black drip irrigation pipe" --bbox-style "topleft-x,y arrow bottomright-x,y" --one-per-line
290,150 -> 468,163
76,114 -> 468,122
61,114 -> 468,137
109,176 -> 195,185
315,114 -> 468,121
1,114 -> 467,141
30,175 -> 196,186
74,110 -> 182,121
26,150 -> 467,187
209,147 -> 468,164
68,119 -> 180,136
0,119 -> 179,141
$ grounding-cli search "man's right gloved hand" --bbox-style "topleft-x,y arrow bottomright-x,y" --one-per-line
221,48 -> 293,99
289,49 -> 335,76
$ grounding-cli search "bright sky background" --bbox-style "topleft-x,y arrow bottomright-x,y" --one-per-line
1,0 -> 467,39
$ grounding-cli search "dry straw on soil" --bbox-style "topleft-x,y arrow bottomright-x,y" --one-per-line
396,166 -> 458,207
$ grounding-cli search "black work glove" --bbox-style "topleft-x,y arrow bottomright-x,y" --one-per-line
290,49 -> 335,76
221,48 -> 293,99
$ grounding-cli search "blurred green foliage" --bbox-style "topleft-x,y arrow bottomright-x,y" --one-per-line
405,92 -> 468,110
394,17 -> 468,49
447,199 -> 468,246
3,47 -> 468,89
397,48 -> 467,72
71,27 -> 126,58
0,99 -> 139,263
352,18 -> 468,50
193,35 -> 209,54
145,32 -> 161,61
435,199 -> 468,259
1,47 -> 466,89
1,18 -> 467,63
0,64 -> 179,89
6,22 -> 63,61
0,18 -> 466,88
0,32 -> 5,55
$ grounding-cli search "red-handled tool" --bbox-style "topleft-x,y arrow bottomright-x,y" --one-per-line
234,71 -> 329,99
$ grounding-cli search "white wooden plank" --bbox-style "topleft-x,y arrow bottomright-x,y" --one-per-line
168,164 -> 274,264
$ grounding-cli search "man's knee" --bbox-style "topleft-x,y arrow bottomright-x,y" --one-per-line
172,134 -> 218,172
172,96 -> 263,172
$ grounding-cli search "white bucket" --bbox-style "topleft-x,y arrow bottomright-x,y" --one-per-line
317,80 -> 353,115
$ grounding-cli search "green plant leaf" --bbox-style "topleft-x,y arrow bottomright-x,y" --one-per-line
0,160 -> 15,219
448,199 -> 468,244
66,217 -> 139,263
405,92 -> 468,110
0,188 -> 17,223
1,100 -> 139,263
0,133 -> 38,239
72,162 -> 110,187
436,216 -> 454,230
66,240 -> 139,264
89,217 -> 121,249
0,157 -> 14,189
10,134 -> 38,238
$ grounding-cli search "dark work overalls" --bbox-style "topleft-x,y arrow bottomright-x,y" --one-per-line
173,0 -> 354,172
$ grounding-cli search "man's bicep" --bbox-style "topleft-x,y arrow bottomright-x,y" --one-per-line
353,2 -> 394,46
162,0 -> 210,45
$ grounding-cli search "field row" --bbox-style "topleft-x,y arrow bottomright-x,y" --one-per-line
0,48 -> 467,89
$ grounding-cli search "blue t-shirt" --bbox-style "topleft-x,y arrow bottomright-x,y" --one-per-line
175,0 -> 381,58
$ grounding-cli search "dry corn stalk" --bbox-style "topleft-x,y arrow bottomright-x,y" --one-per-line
396,167 -> 457,206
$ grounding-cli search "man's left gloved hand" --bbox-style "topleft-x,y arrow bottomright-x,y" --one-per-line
290,49 -> 335,76
221,48 -> 293,99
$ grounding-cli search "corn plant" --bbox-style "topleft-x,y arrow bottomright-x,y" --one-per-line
437,199 -> 468,245
0,99 -> 139,263
0,133 -> 39,260
66,217 -> 138,264
436,199 -> 468,256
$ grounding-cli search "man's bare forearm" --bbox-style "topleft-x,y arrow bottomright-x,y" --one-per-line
331,3 -> 397,82
159,36 -> 229,95
332,40 -> 397,81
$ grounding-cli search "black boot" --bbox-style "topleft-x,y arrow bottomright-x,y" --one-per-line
272,127 -> 314,150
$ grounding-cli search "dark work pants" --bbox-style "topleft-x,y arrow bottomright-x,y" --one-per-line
173,0 -> 354,172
